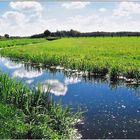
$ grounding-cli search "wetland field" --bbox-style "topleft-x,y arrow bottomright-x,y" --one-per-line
0,37 -> 140,139
1,37 -> 140,80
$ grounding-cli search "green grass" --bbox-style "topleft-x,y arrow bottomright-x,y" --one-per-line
0,72 -> 81,139
0,38 -> 46,48
0,103 -> 26,139
0,37 -> 140,80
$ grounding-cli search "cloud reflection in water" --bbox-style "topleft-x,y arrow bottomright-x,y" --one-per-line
0,57 -> 7,62
26,79 -> 34,84
64,77 -> 81,85
4,61 -> 22,69
41,77 -> 81,96
13,69 -> 43,78
41,80 -> 68,96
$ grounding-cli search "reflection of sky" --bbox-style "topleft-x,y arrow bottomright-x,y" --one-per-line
41,80 -> 67,96
40,77 -> 82,96
26,79 -> 34,84
4,61 -> 22,69
0,57 -> 6,62
13,69 -> 43,78
0,57 -> 140,139
64,77 -> 81,85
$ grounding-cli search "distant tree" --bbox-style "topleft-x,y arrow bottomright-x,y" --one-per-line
31,33 -> 44,38
55,30 -> 62,37
30,29 -> 140,39
69,29 -> 80,37
4,34 -> 9,38
44,30 -> 51,37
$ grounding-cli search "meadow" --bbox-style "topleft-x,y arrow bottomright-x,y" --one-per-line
0,37 -> 140,81
0,38 -> 46,48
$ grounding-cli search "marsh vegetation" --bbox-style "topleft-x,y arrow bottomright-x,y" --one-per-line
0,37 -> 140,82
0,37 -> 140,139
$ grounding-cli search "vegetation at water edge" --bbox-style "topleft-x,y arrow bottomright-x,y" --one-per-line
0,72 -> 81,139
0,37 -> 140,81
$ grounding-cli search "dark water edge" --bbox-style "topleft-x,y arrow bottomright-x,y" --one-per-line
0,57 -> 140,139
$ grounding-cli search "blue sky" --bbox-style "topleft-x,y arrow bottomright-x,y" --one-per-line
0,1 -> 140,36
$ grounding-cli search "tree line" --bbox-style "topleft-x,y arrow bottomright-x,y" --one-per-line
1,29 -> 140,39
30,29 -> 140,38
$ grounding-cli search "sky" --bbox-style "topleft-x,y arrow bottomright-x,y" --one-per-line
0,1 -> 140,36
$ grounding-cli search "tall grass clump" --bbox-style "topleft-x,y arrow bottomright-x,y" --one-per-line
124,68 -> 140,83
91,64 -> 109,76
0,72 -> 81,139
110,67 -> 121,81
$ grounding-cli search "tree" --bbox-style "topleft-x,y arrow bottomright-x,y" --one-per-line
69,29 -> 80,37
4,34 -> 9,38
44,30 -> 51,37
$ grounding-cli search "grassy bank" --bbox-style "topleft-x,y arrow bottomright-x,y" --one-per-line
0,37 -> 140,80
0,38 -> 46,48
0,103 -> 25,138
0,72 -> 80,139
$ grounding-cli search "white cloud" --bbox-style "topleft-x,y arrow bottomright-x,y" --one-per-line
62,2 -> 90,9
62,14 -> 140,32
99,8 -> 107,12
0,1 -> 46,36
67,15 -> 100,26
0,1 -> 140,36
64,15 -> 102,31
114,2 -> 140,17
2,11 -> 26,26
10,1 -> 43,12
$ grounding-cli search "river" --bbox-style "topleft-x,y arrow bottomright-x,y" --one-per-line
0,57 -> 140,139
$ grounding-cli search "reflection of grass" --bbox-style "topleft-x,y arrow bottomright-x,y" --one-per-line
0,37 -> 140,80
0,38 -> 46,48
0,73 -> 81,139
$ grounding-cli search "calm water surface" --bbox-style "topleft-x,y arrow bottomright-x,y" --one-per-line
0,57 -> 140,139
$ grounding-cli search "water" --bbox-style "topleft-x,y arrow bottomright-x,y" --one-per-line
0,57 -> 140,139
